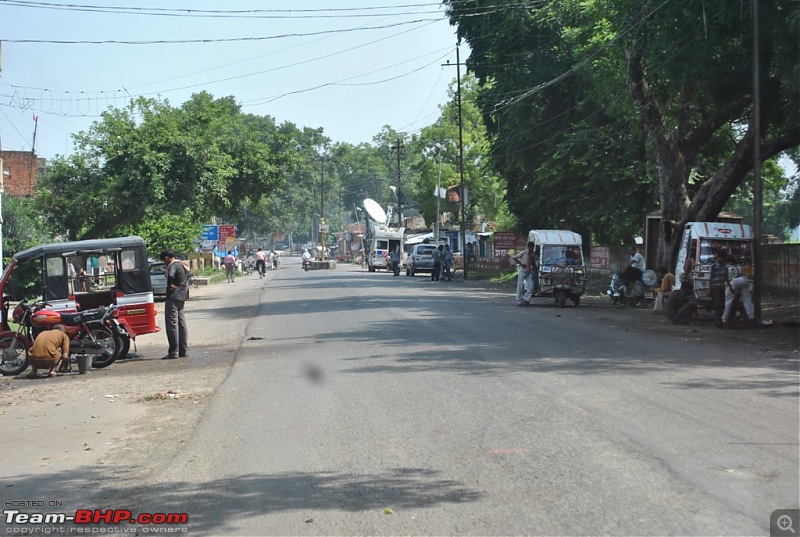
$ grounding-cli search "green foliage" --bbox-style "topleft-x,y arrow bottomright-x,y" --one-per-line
1,197 -> 49,299
408,73 -> 512,233
36,92 -> 286,241
118,209 -> 201,259
445,0 -> 799,253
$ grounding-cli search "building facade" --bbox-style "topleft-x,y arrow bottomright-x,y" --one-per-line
0,150 -> 44,197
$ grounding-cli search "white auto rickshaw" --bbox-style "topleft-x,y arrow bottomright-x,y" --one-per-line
529,230 -> 587,307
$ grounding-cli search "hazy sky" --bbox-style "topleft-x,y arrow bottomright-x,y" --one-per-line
0,1 -> 463,158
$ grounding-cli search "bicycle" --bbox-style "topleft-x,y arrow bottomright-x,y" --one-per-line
187,273 -> 200,289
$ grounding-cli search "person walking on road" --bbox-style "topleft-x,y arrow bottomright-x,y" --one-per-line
255,248 -> 267,278
223,251 -> 237,283
160,250 -> 189,360
513,242 -> 536,306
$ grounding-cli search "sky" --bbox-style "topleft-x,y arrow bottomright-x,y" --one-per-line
0,0 -> 464,159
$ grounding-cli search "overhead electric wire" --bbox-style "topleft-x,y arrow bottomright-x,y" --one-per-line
1,19 -> 443,44
0,0 -> 446,17
243,49 -> 453,107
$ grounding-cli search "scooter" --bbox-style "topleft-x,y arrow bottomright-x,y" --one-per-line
607,270 -> 657,308
302,259 -> 311,271
0,299 -> 128,376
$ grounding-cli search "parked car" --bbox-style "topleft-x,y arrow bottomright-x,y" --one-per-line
149,261 -> 167,297
406,243 -> 438,277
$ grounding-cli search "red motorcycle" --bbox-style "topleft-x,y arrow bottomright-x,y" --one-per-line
0,299 -> 128,376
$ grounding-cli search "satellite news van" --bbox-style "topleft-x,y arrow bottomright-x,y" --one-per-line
673,222 -> 753,308
363,198 -> 405,272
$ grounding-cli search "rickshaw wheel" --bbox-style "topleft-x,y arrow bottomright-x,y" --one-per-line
90,327 -> 122,369
117,334 -> 131,360
0,335 -> 30,376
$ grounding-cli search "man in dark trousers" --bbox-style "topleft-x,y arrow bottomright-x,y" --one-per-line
160,250 -> 189,359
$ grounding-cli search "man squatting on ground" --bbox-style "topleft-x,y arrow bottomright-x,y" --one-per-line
27,324 -> 69,378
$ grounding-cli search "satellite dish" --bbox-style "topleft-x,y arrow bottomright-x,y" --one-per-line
363,198 -> 387,225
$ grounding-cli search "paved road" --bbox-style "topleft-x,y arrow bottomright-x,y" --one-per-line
127,259 -> 799,535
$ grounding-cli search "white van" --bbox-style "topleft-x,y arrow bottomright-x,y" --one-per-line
673,222 -> 753,307
367,227 -> 405,272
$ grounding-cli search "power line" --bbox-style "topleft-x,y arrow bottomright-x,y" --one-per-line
1,19 -> 441,44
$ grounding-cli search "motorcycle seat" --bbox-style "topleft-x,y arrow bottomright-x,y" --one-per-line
61,308 -> 106,325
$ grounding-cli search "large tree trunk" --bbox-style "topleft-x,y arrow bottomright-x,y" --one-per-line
626,44 -> 691,270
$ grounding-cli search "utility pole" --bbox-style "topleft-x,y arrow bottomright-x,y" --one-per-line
390,139 -> 405,227
320,155 -> 327,262
751,0 -> 763,324
444,43 -> 468,279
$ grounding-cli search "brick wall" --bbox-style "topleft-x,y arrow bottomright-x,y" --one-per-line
0,150 -> 43,197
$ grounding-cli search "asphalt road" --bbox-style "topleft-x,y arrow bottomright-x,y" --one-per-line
3,258 -> 797,536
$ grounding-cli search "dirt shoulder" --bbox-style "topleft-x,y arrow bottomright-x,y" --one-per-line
475,272 -> 800,356
0,271 -> 270,501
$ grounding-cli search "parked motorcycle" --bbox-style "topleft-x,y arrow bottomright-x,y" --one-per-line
0,299 -> 128,376
607,270 -> 657,308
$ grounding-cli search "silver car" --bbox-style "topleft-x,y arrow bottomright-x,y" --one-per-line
149,261 -> 167,297
406,243 -> 438,276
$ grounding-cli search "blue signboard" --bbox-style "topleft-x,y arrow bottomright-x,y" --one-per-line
201,224 -> 219,241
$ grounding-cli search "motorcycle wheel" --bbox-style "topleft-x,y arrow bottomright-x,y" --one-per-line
90,327 -> 122,369
0,334 -> 30,376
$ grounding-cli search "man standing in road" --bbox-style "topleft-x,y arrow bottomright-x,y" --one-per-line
442,244 -> 453,281
223,251 -> 237,283
160,250 -> 189,360
513,242 -> 536,306
432,245 -> 444,281
709,251 -> 729,327
389,246 -> 402,277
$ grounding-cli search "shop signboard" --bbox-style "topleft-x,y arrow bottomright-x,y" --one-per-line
494,232 -> 516,250
201,225 -> 219,241
218,225 -> 236,241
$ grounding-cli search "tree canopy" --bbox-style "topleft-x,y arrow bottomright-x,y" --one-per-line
446,0 -> 799,260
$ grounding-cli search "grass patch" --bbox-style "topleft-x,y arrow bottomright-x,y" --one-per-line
489,270 -> 517,284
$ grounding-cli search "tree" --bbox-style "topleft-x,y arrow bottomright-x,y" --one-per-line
409,73 -> 514,234
446,0 -> 799,263
36,92 -> 287,241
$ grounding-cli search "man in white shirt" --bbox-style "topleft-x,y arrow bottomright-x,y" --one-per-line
622,246 -> 646,287
513,242 -> 536,306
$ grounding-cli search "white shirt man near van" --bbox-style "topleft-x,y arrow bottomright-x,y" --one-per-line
513,242 -> 536,306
